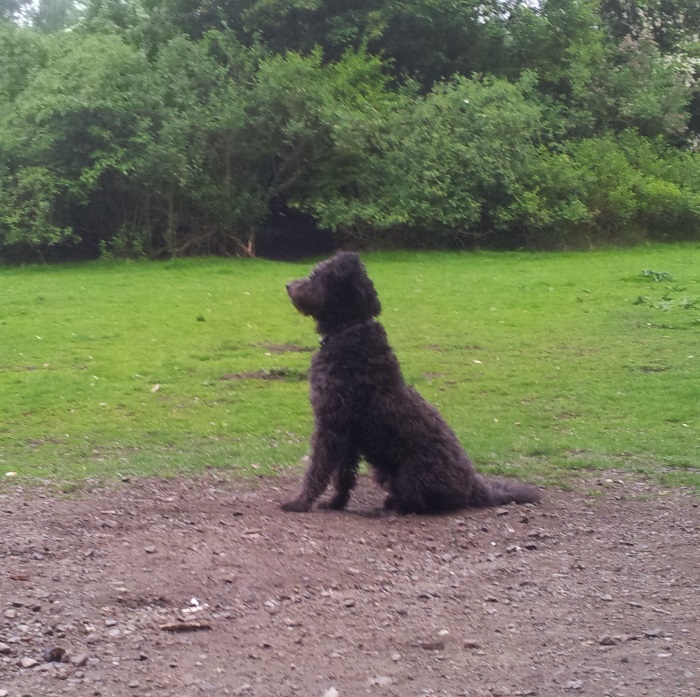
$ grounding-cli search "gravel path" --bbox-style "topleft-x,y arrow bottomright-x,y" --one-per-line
1,474 -> 698,697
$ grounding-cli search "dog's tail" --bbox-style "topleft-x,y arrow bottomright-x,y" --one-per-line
471,473 -> 541,507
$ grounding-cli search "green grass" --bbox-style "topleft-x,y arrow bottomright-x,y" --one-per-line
1,245 -> 699,490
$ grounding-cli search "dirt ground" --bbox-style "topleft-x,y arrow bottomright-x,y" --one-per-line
1,473 -> 698,697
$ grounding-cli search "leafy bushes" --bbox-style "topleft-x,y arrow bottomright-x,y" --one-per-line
1,1 -> 700,260
300,74 -> 545,246
505,133 -> 700,248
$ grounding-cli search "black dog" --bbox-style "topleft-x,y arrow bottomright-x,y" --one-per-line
281,252 -> 540,514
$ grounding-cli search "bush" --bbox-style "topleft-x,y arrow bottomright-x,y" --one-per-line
514,133 -> 700,248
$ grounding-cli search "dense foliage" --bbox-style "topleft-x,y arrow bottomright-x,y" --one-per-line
1,0 -> 700,259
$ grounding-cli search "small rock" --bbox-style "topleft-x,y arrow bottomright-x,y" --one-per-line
496,507 -> 509,516
322,689 -> 339,697
129,680 -> 140,689
391,652 -> 401,661
144,546 -> 157,554
71,653 -> 89,667
524,542 -> 538,550
464,639 -> 481,649
0,642 -> 11,654
600,594 -> 614,602
0,689 -> 8,697
104,618 -> 118,627
368,676 -> 393,687
506,545 -> 521,553
643,628 -> 663,638
4,609 -> 17,619
19,656 -> 40,669
598,635 -> 617,646
564,679 -> 583,691
42,646 -> 67,662
342,598 -> 356,608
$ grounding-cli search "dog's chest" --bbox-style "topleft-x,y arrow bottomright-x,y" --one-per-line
310,335 -> 400,407
310,345 -> 363,392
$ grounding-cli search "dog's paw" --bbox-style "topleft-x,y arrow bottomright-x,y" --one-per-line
317,497 -> 348,511
280,499 -> 311,513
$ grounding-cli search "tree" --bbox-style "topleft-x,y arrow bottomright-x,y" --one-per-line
3,0 -> 700,258
0,0 -> 32,22
300,74 -> 546,246
600,1 -> 700,138
605,33 -> 691,138
601,0 -> 700,54
0,31 -> 157,256
33,0 -> 79,32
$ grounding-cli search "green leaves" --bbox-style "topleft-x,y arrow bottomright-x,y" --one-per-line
299,74 -> 546,244
1,0 -> 700,259
0,165 -> 75,249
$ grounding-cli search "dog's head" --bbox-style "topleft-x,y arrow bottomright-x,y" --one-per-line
286,252 -> 381,333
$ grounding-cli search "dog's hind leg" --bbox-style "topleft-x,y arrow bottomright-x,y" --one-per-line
281,426 -> 359,512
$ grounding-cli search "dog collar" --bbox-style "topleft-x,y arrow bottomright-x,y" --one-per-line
319,319 -> 375,346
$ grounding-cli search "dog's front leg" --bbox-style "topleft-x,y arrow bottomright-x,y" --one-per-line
318,451 -> 360,510
281,426 -> 357,512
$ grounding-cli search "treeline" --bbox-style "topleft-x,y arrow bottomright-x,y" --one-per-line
1,0 -> 700,260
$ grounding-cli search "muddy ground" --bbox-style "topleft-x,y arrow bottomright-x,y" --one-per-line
1,473 -> 698,697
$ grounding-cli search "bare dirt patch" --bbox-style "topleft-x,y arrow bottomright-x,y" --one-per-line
219,368 -> 307,381
1,475 -> 698,697
257,344 -> 315,355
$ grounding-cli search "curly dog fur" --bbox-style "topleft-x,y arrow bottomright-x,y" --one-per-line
281,252 -> 540,514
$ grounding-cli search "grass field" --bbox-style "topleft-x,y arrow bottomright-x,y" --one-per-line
1,244 -> 699,491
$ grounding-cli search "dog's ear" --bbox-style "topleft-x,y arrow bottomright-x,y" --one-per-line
337,253 -> 381,319
358,267 -> 381,318
332,251 -> 362,270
